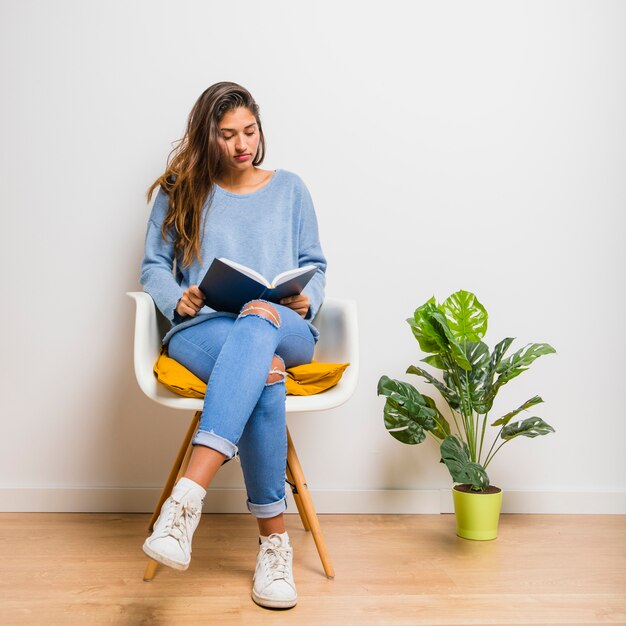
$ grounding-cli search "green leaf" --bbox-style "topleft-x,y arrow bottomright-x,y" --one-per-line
429,310 -> 472,371
440,290 -> 488,342
481,337 -> 515,413
500,416 -> 555,440
407,298 -> 444,354
406,364 -> 459,407
491,337 -> 515,367
422,394 -> 451,441
408,298 -> 472,371
491,395 -> 544,427
441,341 -> 490,414
439,435 -> 490,490
383,399 -> 428,444
495,343 -> 557,390
378,376 -> 437,445
460,341 -> 491,414
421,354 -> 447,370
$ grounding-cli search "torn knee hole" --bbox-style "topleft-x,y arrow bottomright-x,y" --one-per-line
240,300 -> 281,327
266,370 -> 286,384
265,354 -> 286,385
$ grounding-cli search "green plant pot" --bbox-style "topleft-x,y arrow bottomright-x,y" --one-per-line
452,485 -> 503,541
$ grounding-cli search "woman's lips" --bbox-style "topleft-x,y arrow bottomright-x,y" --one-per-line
235,154 -> 250,161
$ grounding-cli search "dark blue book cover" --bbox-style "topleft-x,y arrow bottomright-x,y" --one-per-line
199,258 -> 317,314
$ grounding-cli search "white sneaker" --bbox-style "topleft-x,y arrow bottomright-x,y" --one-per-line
142,477 -> 206,571
251,533 -> 298,609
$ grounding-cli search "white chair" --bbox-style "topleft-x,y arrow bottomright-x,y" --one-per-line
127,292 -> 359,581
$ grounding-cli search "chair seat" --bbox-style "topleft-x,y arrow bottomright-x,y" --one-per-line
128,292 -> 359,413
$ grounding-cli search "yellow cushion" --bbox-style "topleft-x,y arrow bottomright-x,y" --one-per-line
153,349 -> 349,398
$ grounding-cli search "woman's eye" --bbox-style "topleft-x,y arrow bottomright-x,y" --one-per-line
222,132 -> 255,140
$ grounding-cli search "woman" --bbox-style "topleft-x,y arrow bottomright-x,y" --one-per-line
139,82 -> 326,610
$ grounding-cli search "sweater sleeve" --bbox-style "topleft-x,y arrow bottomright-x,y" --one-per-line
139,187 -> 185,324
298,180 -> 327,321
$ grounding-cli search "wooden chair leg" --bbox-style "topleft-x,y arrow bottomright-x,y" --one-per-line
286,463 -> 310,531
143,411 -> 201,582
286,427 -> 335,579
143,558 -> 159,582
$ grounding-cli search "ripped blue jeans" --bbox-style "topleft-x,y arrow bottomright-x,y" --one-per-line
167,300 -> 316,518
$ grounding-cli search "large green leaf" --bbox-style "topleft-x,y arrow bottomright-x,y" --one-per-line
422,394 -> 451,441
490,337 -> 515,371
421,354 -> 447,370
501,416 -> 555,440
408,299 -> 472,371
491,396 -> 544,427
429,309 -> 472,371
439,435 -> 490,490
440,290 -> 488,342
382,399 -> 428,444
480,337 -> 515,413
494,343 -> 557,392
378,376 -> 437,444
459,341 -> 491,414
406,364 -> 459,407
407,298 -> 444,354
441,341 -> 491,414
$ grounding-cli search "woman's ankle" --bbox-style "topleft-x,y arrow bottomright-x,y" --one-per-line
184,445 -> 228,489
257,513 -> 286,537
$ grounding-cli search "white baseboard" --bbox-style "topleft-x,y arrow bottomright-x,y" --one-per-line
1,487 -> 624,514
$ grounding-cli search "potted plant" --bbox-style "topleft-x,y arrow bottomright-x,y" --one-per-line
377,290 -> 556,540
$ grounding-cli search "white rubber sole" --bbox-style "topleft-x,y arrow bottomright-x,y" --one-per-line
251,588 -> 298,609
142,539 -> 190,571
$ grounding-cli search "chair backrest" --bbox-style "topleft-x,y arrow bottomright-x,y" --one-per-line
127,292 -> 359,413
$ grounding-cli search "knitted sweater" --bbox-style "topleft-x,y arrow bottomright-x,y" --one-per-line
140,169 -> 327,346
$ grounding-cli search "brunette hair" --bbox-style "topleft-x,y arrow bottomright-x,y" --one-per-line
146,82 -> 266,268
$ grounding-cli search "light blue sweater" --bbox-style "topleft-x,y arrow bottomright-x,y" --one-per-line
140,169 -> 327,346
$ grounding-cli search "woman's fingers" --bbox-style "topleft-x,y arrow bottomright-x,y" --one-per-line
176,286 -> 205,318
187,285 -> 205,307
177,300 -> 196,317
280,294 -> 309,318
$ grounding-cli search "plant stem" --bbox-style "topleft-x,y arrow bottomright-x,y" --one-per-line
449,357 -> 470,444
444,354 -> 468,437
464,369 -> 476,461
482,426 -> 504,468
484,440 -> 508,469
478,410 -> 489,464
430,412 -> 449,440
427,431 -> 440,444
446,402 -> 462,438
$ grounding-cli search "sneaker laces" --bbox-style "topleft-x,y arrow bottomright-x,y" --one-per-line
258,540 -> 291,584
155,496 -> 201,546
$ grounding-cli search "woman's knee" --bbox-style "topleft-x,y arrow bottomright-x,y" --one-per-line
240,300 -> 281,328
266,354 -> 286,385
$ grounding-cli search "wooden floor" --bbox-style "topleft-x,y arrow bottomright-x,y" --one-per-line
0,513 -> 624,625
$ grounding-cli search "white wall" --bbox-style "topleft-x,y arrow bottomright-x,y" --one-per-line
1,0 -> 624,513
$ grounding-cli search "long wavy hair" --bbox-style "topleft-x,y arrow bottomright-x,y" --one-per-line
147,82 -> 266,268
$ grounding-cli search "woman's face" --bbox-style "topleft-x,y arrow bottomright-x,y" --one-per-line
216,107 -> 260,173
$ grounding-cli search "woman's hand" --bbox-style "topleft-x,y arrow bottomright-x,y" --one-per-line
176,285 -> 205,317
280,294 -> 310,318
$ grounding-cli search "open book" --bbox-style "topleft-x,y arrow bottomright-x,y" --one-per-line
198,257 -> 318,314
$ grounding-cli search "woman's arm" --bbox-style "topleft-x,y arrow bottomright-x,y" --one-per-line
139,187 -> 186,324
296,181 -> 327,320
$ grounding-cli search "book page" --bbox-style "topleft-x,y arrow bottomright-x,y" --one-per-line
218,257 -> 270,288
272,264 -> 317,287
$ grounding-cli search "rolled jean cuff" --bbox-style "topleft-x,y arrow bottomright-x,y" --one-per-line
192,429 -> 238,459
247,497 -> 288,519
